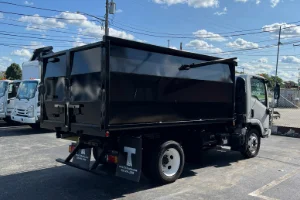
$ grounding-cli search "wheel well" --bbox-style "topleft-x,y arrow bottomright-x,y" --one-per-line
248,124 -> 262,137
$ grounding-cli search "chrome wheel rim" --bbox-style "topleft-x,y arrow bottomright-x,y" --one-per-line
248,133 -> 258,154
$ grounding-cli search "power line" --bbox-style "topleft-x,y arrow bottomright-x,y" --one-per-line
0,10 -> 99,22
0,32 -> 81,43
0,1 -> 66,13
110,23 -> 300,39
2,0 -> 300,39
0,21 -> 97,40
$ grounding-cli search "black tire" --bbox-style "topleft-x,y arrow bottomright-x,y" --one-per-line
240,129 -> 261,158
143,140 -> 185,184
3,118 -> 14,125
30,123 -> 40,129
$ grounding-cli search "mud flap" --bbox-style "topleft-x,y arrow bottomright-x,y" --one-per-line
72,148 -> 92,169
116,136 -> 142,182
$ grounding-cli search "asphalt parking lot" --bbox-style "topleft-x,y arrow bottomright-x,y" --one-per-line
1,123 -> 300,200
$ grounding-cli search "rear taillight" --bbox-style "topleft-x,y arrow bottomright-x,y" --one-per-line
106,155 -> 118,164
69,143 -> 76,153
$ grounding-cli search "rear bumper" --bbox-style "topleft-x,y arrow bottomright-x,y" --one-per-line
11,115 -> 36,124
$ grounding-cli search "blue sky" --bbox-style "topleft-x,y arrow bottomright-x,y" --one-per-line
0,0 -> 300,82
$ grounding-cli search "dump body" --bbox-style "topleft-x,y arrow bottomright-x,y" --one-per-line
41,36 -> 236,136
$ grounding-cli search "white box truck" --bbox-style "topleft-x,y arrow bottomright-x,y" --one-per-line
0,80 -> 20,124
11,47 -> 53,129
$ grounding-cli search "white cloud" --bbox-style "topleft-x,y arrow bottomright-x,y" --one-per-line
72,37 -> 86,47
170,46 -> 178,50
193,29 -> 226,42
227,38 -> 259,49
57,12 -> 91,26
186,39 -> 222,53
153,0 -> 219,8
258,57 -> 268,63
256,0 -> 261,4
270,0 -> 280,7
281,56 -> 300,64
24,1 -> 34,5
214,7 -> 227,16
11,49 -> 32,58
0,57 -> 12,63
263,23 -> 300,39
235,0 -> 248,2
18,14 -> 65,31
0,12 -> 3,19
24,41 -> 45,50
137,39 -> 147,43
57,12 -> 135,40
116,9 -> 123,13
0,57 -> 13,70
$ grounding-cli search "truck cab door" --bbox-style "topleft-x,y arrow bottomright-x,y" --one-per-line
249,77 -> 270,136
6,82 -> 19,116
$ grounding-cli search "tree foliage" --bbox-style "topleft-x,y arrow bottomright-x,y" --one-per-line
258,73 -> 283,89
5,63 -> 22,80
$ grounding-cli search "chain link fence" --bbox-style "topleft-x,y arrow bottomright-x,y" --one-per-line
271,88 -> 300,129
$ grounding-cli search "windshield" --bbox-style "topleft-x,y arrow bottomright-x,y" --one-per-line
16,81 -> 38,100
0,81 -> 8,98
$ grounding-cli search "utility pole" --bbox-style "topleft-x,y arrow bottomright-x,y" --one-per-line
275,26 -> 282,77
243,67 -> 245,74
180,42 -> 182,50
105,0 -> 109,36
272,26 -> 282,126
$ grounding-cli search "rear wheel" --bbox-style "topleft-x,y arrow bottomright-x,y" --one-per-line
3,118 -> 13,125
240,129 -> 261,158
143,140 -> 185,184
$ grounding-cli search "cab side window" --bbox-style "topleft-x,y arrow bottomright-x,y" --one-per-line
251,78 -> 267,106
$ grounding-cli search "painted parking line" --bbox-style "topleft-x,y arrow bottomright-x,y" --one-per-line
249,168 -> 300,200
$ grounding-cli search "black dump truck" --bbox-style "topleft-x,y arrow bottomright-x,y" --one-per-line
40,36 -> 271,183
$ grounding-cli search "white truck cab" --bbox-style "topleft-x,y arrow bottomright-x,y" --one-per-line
237,74 -> 271,138
0,80 -> 21,123
11,46 -> 53,129
11,79 -> 40,128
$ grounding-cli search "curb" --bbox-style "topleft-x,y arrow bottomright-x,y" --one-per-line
272,126 -> 300,138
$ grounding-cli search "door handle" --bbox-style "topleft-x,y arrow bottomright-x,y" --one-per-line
69,105 -> 80,109
54,104 -> 64,108
54,104 -> 64,115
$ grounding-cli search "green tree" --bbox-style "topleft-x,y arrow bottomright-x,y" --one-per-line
5,63 -> 22,80
258,73 -> 283,89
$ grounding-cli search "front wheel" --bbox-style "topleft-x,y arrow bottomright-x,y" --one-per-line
143,140 -> 185,184
240,129 -> 261,158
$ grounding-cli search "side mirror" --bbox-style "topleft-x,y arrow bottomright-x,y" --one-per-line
274,83 -> 280,100
7,99 -> 10,104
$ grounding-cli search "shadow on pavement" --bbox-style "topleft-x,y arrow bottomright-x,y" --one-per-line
181,148 -> 244,178
0,127 -> 53,137
0,149 -> 244,200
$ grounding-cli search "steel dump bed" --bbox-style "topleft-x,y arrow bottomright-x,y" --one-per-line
40,36 -> 236,137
